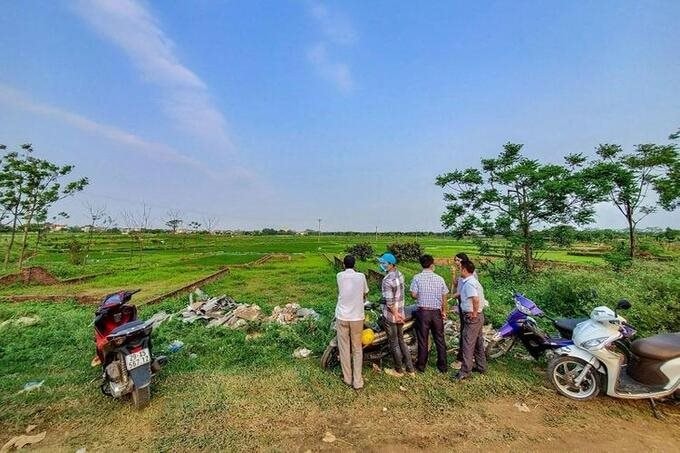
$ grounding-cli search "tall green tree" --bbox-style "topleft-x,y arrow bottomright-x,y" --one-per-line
16,145 -> 88,268
435,143 -> 605,271
0,144 -> 30,269
593,142 -> 678,258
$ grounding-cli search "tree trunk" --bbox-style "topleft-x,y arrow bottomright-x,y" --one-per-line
627,212 -> 636,259
3,209 -> 20,270
17,215 -> 32,269
522,223 -> 533,272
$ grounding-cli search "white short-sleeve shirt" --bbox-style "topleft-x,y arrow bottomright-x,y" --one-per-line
336,269 -> 369,321
459,275 -> 487,313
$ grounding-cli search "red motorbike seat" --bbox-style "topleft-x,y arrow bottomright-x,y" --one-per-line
632,333 -> 680,361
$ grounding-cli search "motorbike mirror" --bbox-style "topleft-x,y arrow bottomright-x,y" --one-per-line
616,299 -> 631,310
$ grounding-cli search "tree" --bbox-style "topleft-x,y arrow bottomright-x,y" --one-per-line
165,209 -> 183,233
593,143 -> 678,258
0,144 -> 88,268
121,203 -> 152,261
435,143 -> 605,271
84,202 -> 107,253
202,215 -> 219,233
188,221 -> 202,232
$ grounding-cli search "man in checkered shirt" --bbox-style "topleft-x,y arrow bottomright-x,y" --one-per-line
410,254 -> 449,373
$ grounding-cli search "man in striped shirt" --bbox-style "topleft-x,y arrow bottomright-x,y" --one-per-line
410,254 -> 449,373
380,253 -> 415,377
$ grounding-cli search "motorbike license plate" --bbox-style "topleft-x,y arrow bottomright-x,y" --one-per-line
125,348 -> 151,370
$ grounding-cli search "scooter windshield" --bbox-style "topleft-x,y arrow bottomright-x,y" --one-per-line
514,293 -> 544,316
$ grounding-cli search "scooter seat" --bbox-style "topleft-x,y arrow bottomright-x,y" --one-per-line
632,333 -> 680,361
109,319 -> 146,336
554,318 -> 586,333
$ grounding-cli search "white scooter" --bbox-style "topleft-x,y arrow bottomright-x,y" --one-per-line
547,300 -> 680,417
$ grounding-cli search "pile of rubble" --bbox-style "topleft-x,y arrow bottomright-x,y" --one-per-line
176,289 -> 319,330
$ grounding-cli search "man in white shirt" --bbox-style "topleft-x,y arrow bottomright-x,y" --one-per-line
454,260 -> 487,381
336,255 -> 369,389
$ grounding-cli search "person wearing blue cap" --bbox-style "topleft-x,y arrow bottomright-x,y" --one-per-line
379,253 -> 415,377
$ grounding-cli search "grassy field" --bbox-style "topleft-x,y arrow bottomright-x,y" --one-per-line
0,234 -> 679,451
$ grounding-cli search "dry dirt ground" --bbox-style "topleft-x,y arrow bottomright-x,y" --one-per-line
8,367 -> 680,453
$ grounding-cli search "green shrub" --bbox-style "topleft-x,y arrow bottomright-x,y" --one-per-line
344,242 -> 374,261
603,241 -> 632,272
66,239 -> 86,265
387,242 -> 423,262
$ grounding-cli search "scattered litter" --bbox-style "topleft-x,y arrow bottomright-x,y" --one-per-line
293,348 -> 312,359
514,402 -> 531,413
268,303 -> 319,325
167,340 -> 184,353
382,407 -> 388,413
399,386 -> 407,392
178,289 -> 319,330
147,311 -> 171,328
372,363 -> 382,372
0,316 -> 41,330
18,381 -> 44,394
245,332 -> 262,341
384,368 -> 403,378
91,356 -> 101,367
322,432 -> 336,443
75,448 -> 87,453
189,353 -> 198,359
1,431 -> 46,452
24,426 -> 36,434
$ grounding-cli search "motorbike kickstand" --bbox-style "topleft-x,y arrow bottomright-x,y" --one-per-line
649,398 -> 663,420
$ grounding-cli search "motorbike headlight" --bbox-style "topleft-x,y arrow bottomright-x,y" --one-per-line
581,336 -> 609,349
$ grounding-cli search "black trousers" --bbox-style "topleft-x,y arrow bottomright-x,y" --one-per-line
460,312 -> 486,376
385,321 -> 415,372
415,309 -> 448,372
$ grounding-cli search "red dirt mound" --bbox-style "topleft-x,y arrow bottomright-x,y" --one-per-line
0,266 -> 60,286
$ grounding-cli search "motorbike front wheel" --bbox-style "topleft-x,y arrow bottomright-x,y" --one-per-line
131,385 -> 151,409
485,336 -> 516,359
548,356 -> 601,401
320,344 -> 339,369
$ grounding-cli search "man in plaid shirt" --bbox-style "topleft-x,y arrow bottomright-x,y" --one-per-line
410,254 -> 449,373
380,253 -> 415,377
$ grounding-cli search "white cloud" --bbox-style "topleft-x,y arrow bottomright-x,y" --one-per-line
72,0 -> 232,151
308,1 -> 357,45
307,43 -> 353,93
306,1 -> 356,92
0,83 -> 218,178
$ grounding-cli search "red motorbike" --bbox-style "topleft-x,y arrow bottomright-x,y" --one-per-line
94,289 -> 166,408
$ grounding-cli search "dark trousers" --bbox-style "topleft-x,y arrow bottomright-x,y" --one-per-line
460,312 -> 486,376
456,302 -> 464,361
385,321 -> 414,373
415,309 -> 448,372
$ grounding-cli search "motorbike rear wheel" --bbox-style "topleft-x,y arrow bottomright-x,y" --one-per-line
320,344 -> 339,369
131,385 -> 151,409
548,356 -> 601,401
485,336 -> 516,359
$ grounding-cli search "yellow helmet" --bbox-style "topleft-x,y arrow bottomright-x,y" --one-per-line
361,328 -> 375,346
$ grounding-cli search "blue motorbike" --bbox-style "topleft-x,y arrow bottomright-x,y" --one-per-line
485,293 -> 585,360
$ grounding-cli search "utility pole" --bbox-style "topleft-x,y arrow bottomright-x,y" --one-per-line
375,226 -> 378,241
317,218 -> 322,244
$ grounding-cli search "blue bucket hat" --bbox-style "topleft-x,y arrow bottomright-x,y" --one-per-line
378,253 -> 397,265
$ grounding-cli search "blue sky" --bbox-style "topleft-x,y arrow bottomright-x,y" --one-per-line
1,0 -> 678,231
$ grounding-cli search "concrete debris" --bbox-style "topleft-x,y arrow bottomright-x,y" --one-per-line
0,316 -> 41,330
267,303 -> 320,325
1,431 -> 46,452
147,311 -> 171,329
322,432 -> 336,443
293,347 -> 312,359
174,289 -> 319,331
18,381 -> 44,394
514,402 -> 531,413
